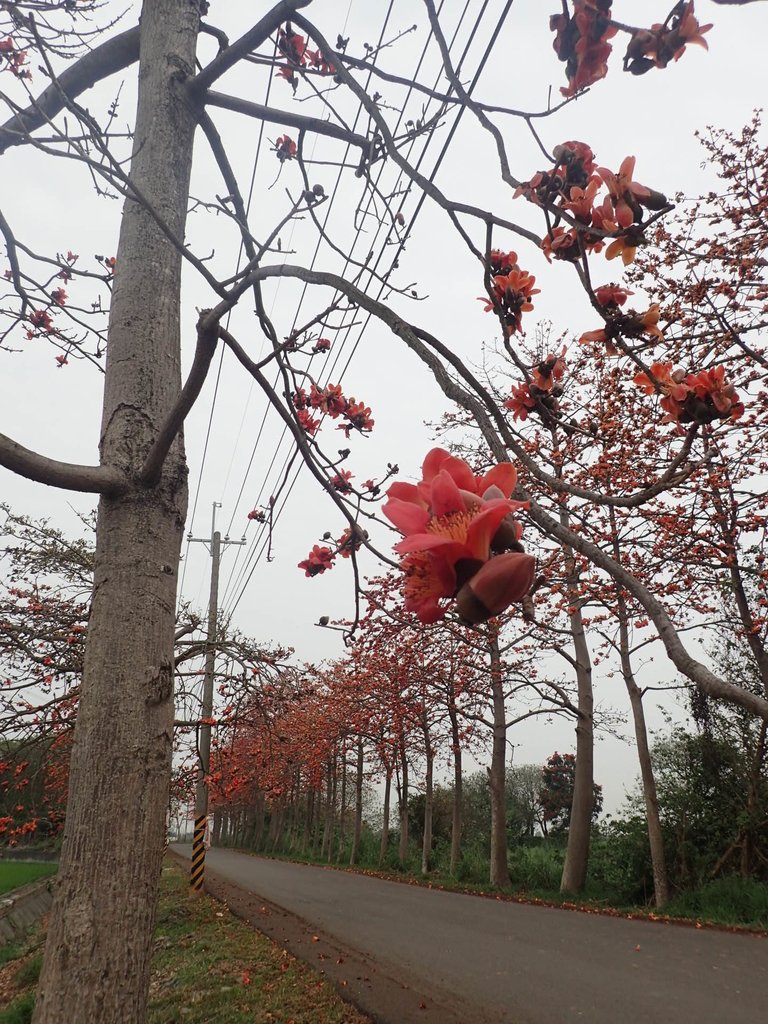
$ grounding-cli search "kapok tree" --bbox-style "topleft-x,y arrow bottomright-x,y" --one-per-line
0,3 -> 763,1022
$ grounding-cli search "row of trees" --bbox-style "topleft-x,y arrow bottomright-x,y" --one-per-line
1,2 -> 766,1021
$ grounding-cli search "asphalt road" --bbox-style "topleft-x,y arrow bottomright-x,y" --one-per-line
172,845 -> 766,1024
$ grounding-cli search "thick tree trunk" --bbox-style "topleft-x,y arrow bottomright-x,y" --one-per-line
488,630 -> 510,887
254,793 -> 266,850
421,714 -> 434,875
350,739 -> 364,866
32,5 -> 198,1023
560,542 -> 595,895
302,789 -> 313,854
336,754 -> 347,862
379,767 -> 392,867
448,700 -> 463,876
626,682 -> 669,905
398,739 -> 409,869
610,517 -> 670,908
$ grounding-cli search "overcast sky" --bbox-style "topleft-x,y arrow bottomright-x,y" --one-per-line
1,0 -> 765,811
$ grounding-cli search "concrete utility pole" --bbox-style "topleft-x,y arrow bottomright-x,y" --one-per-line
187,503 -> 245,893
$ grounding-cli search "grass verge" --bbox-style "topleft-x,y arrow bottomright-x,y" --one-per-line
0,860 -> 369,1024
231,844 -> 768,934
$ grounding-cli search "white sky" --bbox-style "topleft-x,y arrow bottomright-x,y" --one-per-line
1,0 -> 765,812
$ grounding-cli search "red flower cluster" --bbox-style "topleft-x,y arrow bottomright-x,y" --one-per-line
580,299 -> 663,354
633,362 -> 744,425
504,353 -> 566,425
518,143 -> 665,269
26,309 -> 54,338
479,251 -> 540,336
276,24 -> 336,90
383,449 -> 535,624
624,2 -> 712,75
551,0 -> 617,97
312,337 -> 331,353
297,523 -> 368,577
0,36 -> 30,80
57,251 -> 78,283
292,384 -> 374,438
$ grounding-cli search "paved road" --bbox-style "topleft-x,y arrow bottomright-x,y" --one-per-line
173,846 -> 766,1024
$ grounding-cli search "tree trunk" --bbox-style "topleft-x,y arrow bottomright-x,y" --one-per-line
350,739 -> 364,866
336,754 -> 347,862
448,700 -> 463,876
421,713 -> 434,876
560,542 -> 595,895
609,513 -> 670,908
379,767 -> 392,867
302,789 -> 313,854
212,811 -> 222,846
398,739 -> 409,869
33,5 -> 198,1023
254,793 -> 266,850
321,760 -> 335,861
488,628 -> 510,887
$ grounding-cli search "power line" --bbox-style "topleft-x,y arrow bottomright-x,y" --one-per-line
220,1 -> 500,623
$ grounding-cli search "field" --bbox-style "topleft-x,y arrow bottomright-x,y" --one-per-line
0,863 -> 56,897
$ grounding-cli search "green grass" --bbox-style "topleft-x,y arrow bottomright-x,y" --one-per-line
0,862 -> 56,896
0,990 -> 34,1024
0,860 -> 369,1024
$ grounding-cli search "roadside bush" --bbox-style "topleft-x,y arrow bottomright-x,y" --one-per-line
665,876 -> 768,928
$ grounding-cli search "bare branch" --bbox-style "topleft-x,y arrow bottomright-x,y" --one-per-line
189,0 -> 313,96
0,26 -> 140,155
138,313 -> 220,488
0,433 -> 127,495
203,90 -> 371,153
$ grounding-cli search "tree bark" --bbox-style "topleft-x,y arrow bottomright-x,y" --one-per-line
448,699 -> 463,876
560,533 -> 595,895
350,738 -> 364,866
398,737 -> 409,869
609,512 -> 670,907
421,710 -> 434,876
337,753 -> 347,862
488,628 -> 510,887
379,766 -> 392,867
32,5 -> 199,1022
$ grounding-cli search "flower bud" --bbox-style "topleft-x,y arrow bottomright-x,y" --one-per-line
455,553 -> 535,624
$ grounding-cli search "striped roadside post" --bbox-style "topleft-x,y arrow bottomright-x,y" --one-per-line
187,505 -> 245,895
190,815 -> 207,892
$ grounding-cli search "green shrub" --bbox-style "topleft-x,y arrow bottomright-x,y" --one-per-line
665,876 -> 768,928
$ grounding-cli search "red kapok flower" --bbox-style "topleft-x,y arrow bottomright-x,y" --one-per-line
505,383 -> 537,421
383,451 -> 532,623
275,135 -> 297,162
594,283 -> 633,308
331,470 -> 353,493
455,553 -> 536,624
298,545 -> 335,577
296,408 -> 321,436
531,350 -> 566,393
339,399 -> 374,437
309,383 -> 347,417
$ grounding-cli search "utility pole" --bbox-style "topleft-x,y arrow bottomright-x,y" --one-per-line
187,502 -> 245,893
